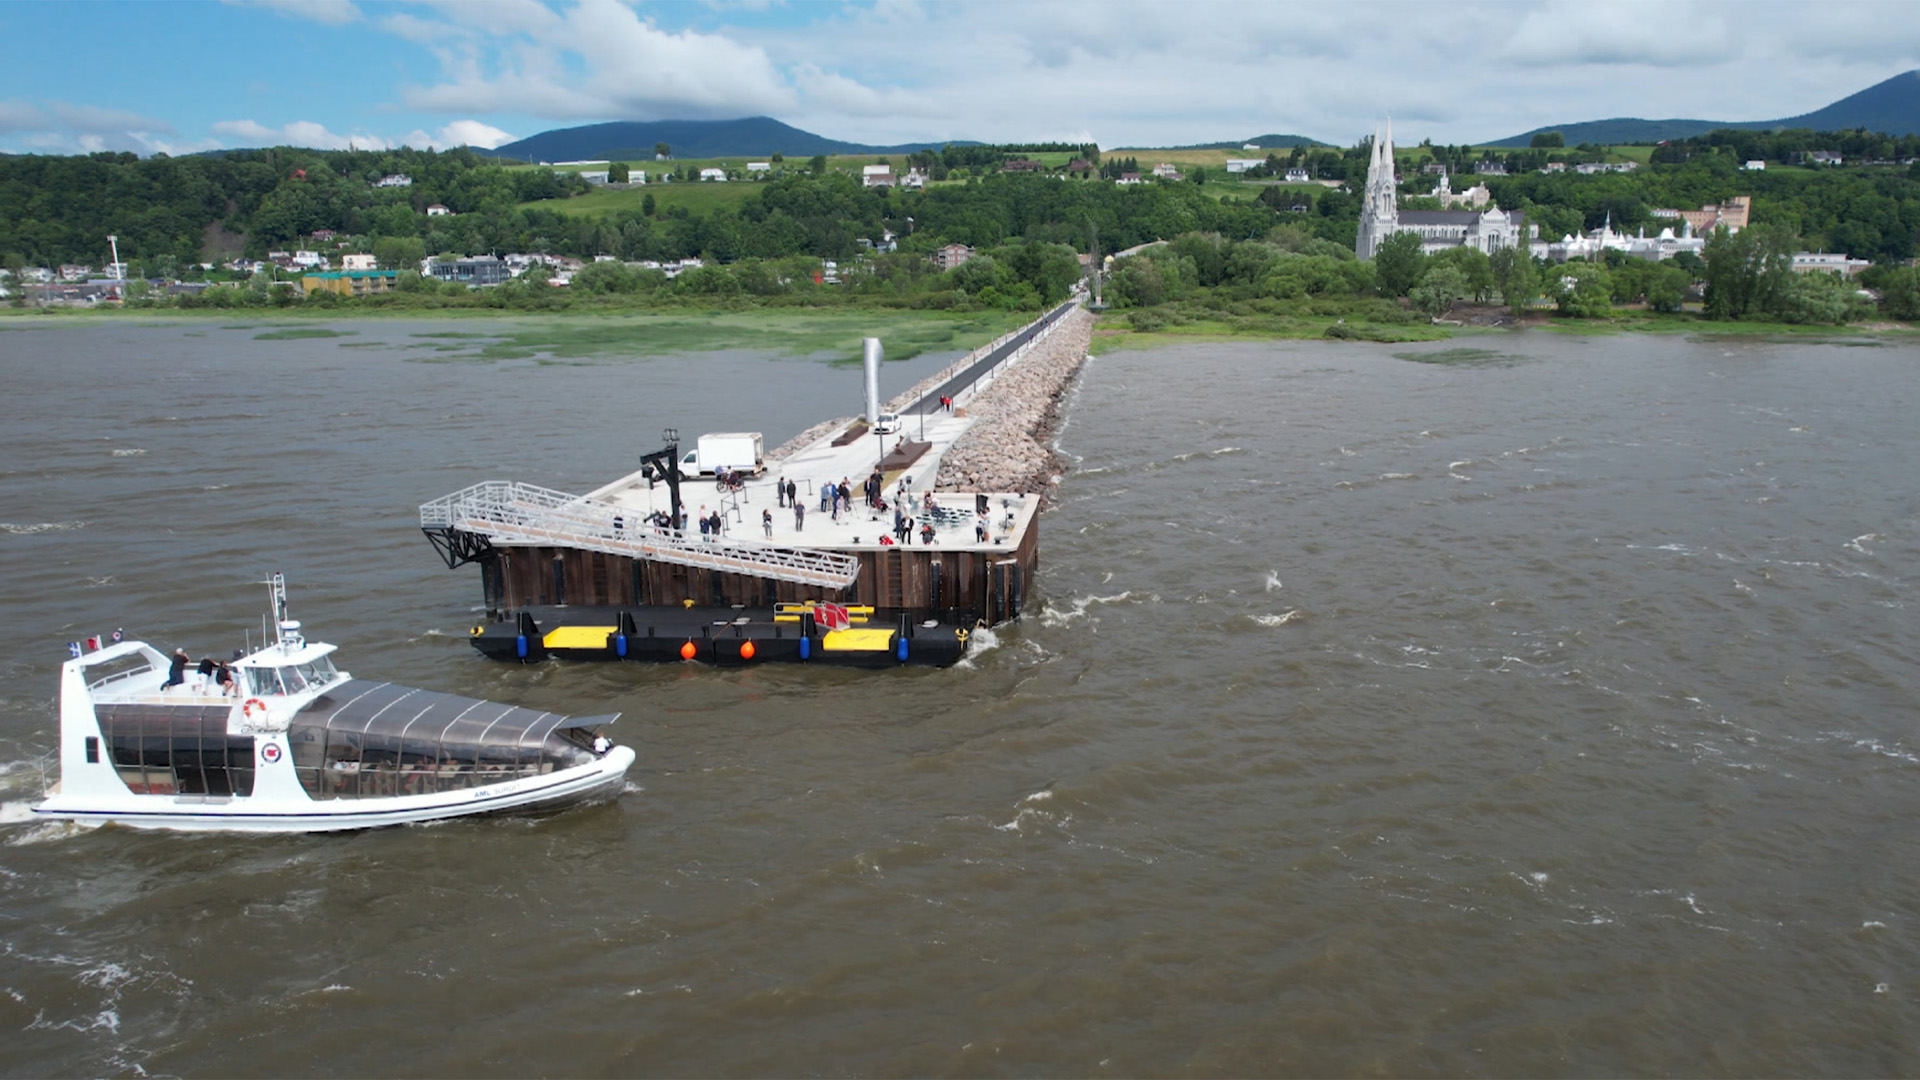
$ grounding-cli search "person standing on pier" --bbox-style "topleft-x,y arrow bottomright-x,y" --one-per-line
793,500 -> 805,532
763,508 -> 773,537
785,478 -> 797,508
820,480 -> 833,513
776,475 -> 786,507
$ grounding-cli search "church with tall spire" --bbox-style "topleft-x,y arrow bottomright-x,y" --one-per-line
1355,120 -> 1400,261
1354,119 -> 1540,261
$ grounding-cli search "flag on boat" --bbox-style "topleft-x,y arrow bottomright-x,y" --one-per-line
85,635 -> 102,651
68,642 -> 82,658
111,628 -> 123,643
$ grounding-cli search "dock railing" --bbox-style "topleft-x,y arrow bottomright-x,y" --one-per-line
421,481 -> 860,589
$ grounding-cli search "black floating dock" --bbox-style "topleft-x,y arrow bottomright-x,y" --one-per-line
471,603 -> 970,668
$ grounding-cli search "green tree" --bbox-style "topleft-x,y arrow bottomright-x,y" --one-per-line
1880,266 -> 1920,320
609,161 -> 630,184
1371,231 -> 1425,297
1645,262 -> 1690,313
1702,223 -> 1793,319
1551,261 -> 1612,317
1530,132 -> 1565,149
654,142 -> 671,159
1409,264 -> 1469,316
809,154 -> 828,175
641,191 -> 657,216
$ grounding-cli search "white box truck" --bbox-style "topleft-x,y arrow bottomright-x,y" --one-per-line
679,432 -> 765,476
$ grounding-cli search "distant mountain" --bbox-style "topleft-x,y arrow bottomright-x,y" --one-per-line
1117,134 -> 1329,152
1487,69 -> 1920,146
484,117 -> 979,162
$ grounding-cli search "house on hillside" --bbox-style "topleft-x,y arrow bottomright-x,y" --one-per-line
310,229 -> 338,243
862,164 -> 895,187
341,253 -> 377,272
1151,162 -> 1183,180
374,174 -> 413,188
426,204 -> 452,216
1808,150 -> 1843,166
1475,161 -> 1509,176
1116,172 -> 1144,185
902,168 -> 928,190
1067,159 -> 1095,176
1284,167 -> 1310,183
698,168 -> 727,181
747,162 -> 771,174
933,244 -> 974,271
1224,159 -> 1264,173
1001,159 -> 1042,173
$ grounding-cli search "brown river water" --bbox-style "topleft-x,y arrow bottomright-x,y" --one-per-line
1,319 -> 1917,1077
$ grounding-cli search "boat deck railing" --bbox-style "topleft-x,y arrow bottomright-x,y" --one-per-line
421,481 -> 861,590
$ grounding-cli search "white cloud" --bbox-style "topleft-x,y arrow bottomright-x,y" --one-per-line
211,117 -> 514,150
228,0 -> 362,26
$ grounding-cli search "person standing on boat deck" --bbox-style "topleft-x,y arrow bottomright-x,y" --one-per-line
762,508 -> 773,537
195,655 -> 216,692
164,648 -> 189,692
215,661 -> 235,697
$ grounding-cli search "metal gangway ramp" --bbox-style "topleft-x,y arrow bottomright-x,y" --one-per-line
420,481 -> 861,590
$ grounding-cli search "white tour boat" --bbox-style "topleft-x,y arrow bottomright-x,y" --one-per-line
31,575 -> 635,833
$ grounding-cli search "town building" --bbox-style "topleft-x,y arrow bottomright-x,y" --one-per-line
1543,218 -> 1704,263
341,253 -> 377,272
901,168 -> 928,190
1002,159 -> 1043,174
426,204 -> 452,216
861,164 -> 894,187
747,162 -> 771,174
374,174 -> 413,188
1224,158 -> 1265,173
1116,172 -> 1145,185
1791,252 -> 1871,276
299,270 -> 399,297
429,257 -> 512,287
1356,120 -> 1536,260
1284,167 -> 1311,184
1676,195 -> 1750,236
698,168 -> 727,182
933,244 -> 974,271
1151,163 -> 1182,180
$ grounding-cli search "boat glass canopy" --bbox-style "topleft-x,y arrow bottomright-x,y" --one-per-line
286,679 -> 612,800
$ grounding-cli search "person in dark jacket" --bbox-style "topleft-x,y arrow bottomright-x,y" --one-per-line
164,648 -> 189,692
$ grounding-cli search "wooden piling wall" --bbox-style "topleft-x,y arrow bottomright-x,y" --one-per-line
487,520 -> 1039,623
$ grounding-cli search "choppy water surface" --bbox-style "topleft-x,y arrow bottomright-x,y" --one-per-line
2,320 -> 1917,1077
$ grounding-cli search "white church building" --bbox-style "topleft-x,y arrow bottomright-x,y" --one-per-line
1356,121 -> 1539,260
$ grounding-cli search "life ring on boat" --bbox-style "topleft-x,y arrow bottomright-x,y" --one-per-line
242,697 -> 268,720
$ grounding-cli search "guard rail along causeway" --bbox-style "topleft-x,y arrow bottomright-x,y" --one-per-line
421,481 -> 861,589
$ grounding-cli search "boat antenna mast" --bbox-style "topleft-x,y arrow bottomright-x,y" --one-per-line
264,572 -> 303,650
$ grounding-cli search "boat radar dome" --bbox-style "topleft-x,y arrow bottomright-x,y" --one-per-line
278,620 -> 304,646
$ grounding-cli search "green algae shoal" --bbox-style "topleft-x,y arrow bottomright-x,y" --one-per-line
397,310 -> 1028,364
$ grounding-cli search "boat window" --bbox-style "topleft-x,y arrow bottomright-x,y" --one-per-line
246,667 -> 283,696
93,705 -> 255,797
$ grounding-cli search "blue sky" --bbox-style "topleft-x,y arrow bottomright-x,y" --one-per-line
3,0 -> 1918,156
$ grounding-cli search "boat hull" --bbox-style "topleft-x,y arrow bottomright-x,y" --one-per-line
30,747 -> 634,833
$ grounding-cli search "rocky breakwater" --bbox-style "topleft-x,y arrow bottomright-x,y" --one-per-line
935,306 -> 1093,504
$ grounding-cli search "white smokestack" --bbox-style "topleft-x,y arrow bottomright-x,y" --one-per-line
862,337 -> 882,426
